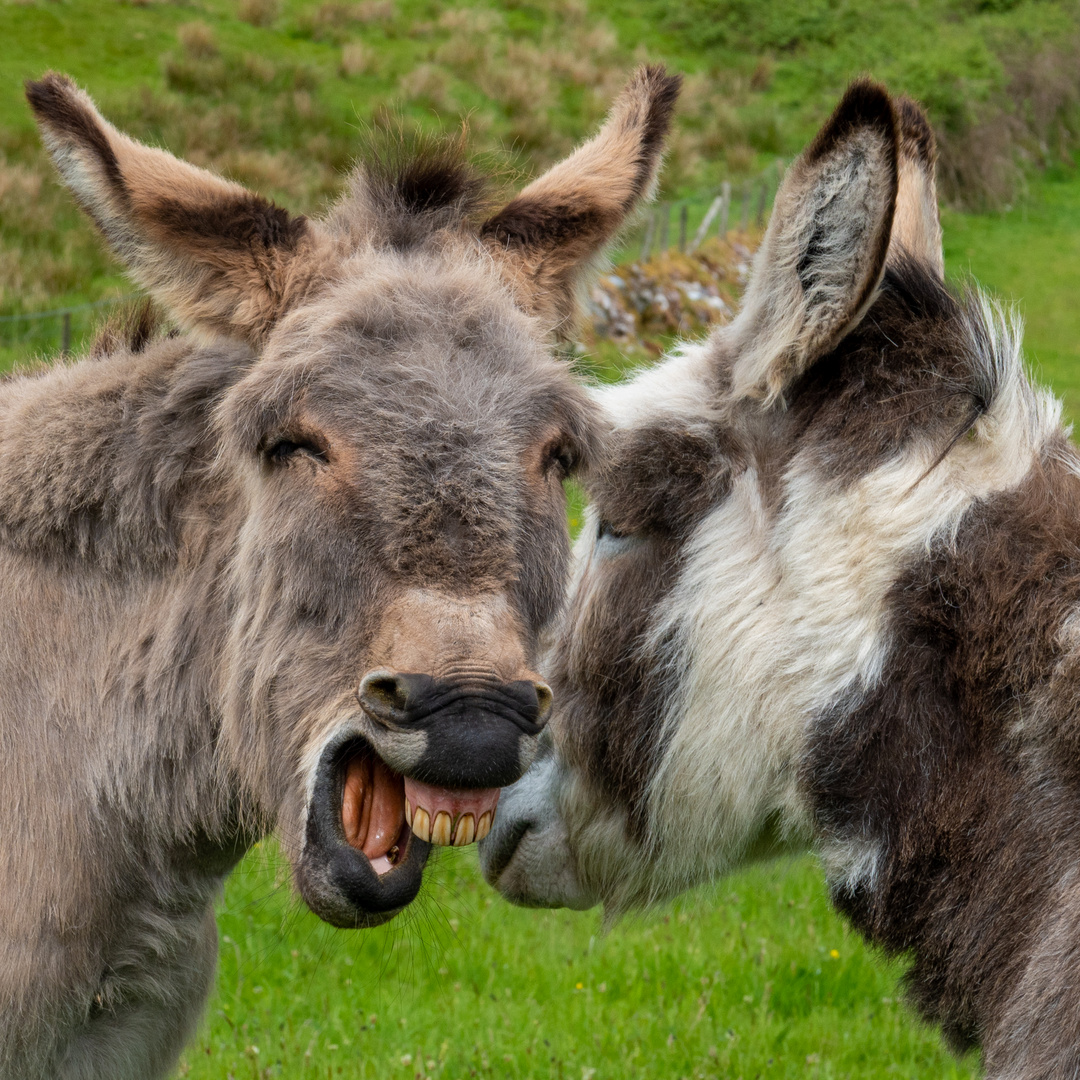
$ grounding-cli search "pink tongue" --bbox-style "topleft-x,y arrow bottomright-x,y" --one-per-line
403,778 -> 500,820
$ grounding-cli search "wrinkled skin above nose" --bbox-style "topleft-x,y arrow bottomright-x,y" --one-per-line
353,588 -> 552,783
297,588 -> 555,926
357,668 -> 552,789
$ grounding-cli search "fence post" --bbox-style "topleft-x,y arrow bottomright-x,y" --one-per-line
677,203 -> 688,253
658,204 -> 670,253
640,210 -> 655,261
718,180 -> 731,239
739,184 -> 750,232
690,195 -> 722,253
755,179 -> 768,229
61,312 -> 72,356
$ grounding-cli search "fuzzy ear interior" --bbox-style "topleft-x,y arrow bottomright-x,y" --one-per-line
729,79 -> 899,405
26,72 -> 330,345
480,64 -> 681,338
889,96 -> 944,278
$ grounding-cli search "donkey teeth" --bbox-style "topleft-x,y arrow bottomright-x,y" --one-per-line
431,811 -> 453,846
411,806 -> 431,843
476,811 -> 493,842
452,813 -> 476,847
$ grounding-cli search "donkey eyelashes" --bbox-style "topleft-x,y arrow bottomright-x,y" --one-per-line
264,435 -> 329,465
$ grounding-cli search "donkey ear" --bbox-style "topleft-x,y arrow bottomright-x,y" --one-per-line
26,73 -> 327,345
729,80 -> 899,404
480,65 -> 681,337
889,96 -> 944,278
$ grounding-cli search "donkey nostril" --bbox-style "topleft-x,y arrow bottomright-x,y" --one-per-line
357,669 -> 410,720
533,681 -> 553,727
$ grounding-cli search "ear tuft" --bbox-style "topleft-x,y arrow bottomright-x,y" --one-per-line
26,72 -> 126,218
729,79 -> 899,404
802,78 -> 896,170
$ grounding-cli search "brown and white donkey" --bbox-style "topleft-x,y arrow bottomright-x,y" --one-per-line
482,81 -> 1080,1074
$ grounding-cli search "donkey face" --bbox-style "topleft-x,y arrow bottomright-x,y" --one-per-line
28,68 -> 679,926
482,82 -> 1060,914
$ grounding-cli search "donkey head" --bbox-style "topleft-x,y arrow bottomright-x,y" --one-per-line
482,81 -> 1055,913
28,68 -> 679,926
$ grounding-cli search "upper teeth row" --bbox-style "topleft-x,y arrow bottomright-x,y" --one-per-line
406,799 -> 493,846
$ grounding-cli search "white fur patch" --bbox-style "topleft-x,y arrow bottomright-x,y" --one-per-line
593,342 -> 718,430
642,324 -> 1056,897
564,304 -> 1060,904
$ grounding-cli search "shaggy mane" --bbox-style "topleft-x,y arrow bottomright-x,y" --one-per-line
90,298 -> 171,360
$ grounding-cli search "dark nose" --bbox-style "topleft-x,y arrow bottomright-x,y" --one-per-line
357,669 -> 553,733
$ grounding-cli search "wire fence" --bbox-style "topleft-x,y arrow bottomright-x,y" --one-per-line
0,295 -> 140,364
0,162 -> 786,363
623,158 -> 786,262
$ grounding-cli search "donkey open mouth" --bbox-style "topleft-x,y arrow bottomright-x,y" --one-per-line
299,659 -> 552,925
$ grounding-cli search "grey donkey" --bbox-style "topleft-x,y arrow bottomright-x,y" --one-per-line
1,67 -> 679,1080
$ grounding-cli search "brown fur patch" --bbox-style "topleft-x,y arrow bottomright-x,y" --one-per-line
89,298 -> 169,359
784,256 -> 995,482
553,418 -> 745,833
804,445 -> 1080,1053
149,192 -> 307,254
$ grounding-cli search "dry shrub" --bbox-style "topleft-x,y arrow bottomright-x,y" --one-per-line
937,37 -> 1080,209
398,65 -> 451,110
434,34 -> 487,74
750,57 -> 774,92
177,21 -> 217,60
480,52 -> 553,119
217,148 -> 309,197
724,143 -> 756,174
163,54 -> 229,96
437,7 -> 501,33
237,0 -> 278,28
241,52 -> 277,84
299,0 -> 394,40
290,90 -> 316,121
354,0 -> 394,22
0,157 -> 42,208
340,42 -> 372,78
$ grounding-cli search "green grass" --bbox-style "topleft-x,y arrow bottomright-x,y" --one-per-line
180,846 -> 976,1080
943,165 -> 1080,422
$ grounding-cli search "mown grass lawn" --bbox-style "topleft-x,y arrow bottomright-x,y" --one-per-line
180,846 -> 976,1080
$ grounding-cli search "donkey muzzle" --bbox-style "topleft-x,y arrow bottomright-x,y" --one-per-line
356,670 -> 552,789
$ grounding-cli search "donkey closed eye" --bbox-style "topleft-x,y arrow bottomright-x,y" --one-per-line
265,437 -> 329,465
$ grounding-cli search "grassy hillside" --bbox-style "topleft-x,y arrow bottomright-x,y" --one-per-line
3,0 -> 1080,317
